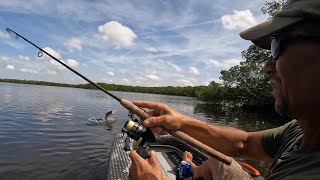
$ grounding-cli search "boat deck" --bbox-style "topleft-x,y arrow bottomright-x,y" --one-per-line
107,133 -> 208,180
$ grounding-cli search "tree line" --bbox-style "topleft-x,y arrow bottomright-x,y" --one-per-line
0,78 -> 202,97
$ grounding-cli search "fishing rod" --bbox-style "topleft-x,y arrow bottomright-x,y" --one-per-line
6,28 -> 232,165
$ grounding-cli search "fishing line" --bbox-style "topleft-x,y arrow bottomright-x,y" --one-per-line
6,27 -> 232,165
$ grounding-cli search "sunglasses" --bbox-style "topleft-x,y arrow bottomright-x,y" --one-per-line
270,33 -> 320,60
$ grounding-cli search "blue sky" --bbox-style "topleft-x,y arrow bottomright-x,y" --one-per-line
0,0 -> 268,86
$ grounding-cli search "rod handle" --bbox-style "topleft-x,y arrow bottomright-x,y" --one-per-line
120,99 -> 150,119
169,130 -> 232,165
120,99 -> 232,165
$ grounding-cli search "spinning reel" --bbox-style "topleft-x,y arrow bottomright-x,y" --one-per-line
122,113 -> 156,158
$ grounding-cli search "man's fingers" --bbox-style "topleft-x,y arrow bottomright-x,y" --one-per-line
129,152 -> 138,180
148,150 -> 159,168
133,101 -> 162,109
128,165 -> 134,180
144,109 -> 154,117
143,117 -> 163,127
152,127 -> 168,135
158,130 -> 168,135
150,127 -> 165,134
129,150 -> 145,165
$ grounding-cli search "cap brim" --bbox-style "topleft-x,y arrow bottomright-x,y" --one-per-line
240,17 -> 303,49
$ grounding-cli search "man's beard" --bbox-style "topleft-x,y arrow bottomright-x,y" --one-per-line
275,98 -> 292,118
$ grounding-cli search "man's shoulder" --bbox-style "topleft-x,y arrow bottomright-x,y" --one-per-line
266,120 -> 320,179
266,148 -> 320,180
263,119 -> 300,140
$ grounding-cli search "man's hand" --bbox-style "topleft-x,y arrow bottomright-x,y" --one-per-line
133,101 -> 191,134
183,151 -> 252,180
129,150 -> 163,180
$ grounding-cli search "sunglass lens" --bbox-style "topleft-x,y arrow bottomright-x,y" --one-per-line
271,38 -> 280,60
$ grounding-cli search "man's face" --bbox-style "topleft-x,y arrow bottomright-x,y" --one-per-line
264,55 -> 289,116
264,33 -> 320,118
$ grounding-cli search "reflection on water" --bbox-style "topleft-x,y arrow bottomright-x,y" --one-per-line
194,103 -> 285,131
0,82 -> 282,179
36,103 -> 74,122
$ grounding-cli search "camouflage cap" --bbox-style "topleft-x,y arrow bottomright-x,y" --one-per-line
240,0 -> 320,50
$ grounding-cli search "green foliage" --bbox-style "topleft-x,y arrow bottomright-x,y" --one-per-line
198,45 -> 273,106
0,78 -> 198,97
221,45 -> 273,105
261,0 -> 285,18
0,78 -> 75,87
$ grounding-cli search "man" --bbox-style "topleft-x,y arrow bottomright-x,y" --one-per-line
129,0 -> 320,179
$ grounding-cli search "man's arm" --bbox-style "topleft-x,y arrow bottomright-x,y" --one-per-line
180,117 -> 273,162
133,101 -> 273,162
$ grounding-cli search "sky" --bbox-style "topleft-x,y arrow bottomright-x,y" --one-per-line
0,0 -> 268,87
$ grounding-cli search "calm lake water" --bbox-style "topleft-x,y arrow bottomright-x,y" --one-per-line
0,82 -> 280,179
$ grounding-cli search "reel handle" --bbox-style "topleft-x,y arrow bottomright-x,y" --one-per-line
136,147 -> 151,159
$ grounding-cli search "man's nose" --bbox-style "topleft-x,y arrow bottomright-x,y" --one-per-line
263,57 -> 276,75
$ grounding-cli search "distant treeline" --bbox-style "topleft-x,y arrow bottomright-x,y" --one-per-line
0,78 -> 199,97
0,78 -> 274,111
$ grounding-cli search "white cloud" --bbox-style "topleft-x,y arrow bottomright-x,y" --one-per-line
177,79 -> 194,86
101,78 -> 114,83
19,68 -> 38,74
0,31 -> 10,39
41,47 -> 61,60
49,58 -> 79,70
18,55 -> 30,61
145,47 -> 158,53
188,66 -> 200,75
5,64 -> 14,70
64,37 -> 83,52
66,59 -> 79,67
0,56 -> 9,63
98,21 -> 137,48
40,47 -> 79,69
81,63 -> 88,67
172,74 -> 185,78
47,69 -> 57,75
205,59 -> 241,70
154,59 -> 182,72
107,71 -> 115,76
146,74 -> 160,81
221,10 -> 257,30
167,61 -> 182,72
49,59 -> 65,69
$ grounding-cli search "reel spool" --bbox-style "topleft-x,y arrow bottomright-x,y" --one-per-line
122,120 -> 156,146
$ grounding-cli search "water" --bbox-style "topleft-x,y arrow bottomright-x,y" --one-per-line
0,82 -> 279,179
